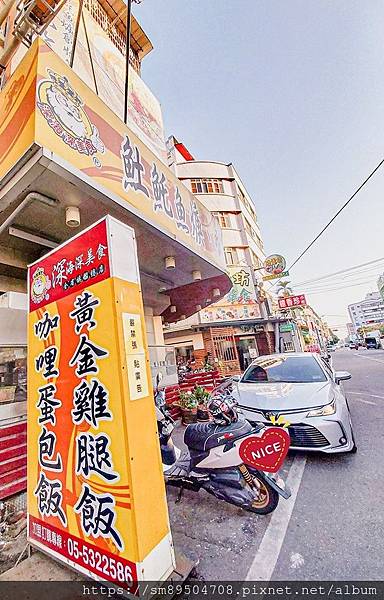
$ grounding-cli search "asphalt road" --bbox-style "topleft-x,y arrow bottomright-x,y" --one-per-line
168,349 -> 383,581
271,348 -> 384,581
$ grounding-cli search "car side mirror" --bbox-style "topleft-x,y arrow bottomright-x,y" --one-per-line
232,375 -> 240,382
334,371 -> 351,384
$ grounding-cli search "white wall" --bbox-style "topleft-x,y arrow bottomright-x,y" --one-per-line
164,331 -> 204,351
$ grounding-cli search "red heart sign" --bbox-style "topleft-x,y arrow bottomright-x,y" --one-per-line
239,427 -> 290,473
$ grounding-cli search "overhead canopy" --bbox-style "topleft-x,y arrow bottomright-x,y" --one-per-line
0,40 -> 230,322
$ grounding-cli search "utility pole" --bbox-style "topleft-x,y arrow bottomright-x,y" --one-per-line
124,0 -> 142,124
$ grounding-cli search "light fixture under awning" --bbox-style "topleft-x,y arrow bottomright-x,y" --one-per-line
161,274 -> 232,323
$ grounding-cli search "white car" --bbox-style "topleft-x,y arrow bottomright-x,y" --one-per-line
231,353 -> 357,454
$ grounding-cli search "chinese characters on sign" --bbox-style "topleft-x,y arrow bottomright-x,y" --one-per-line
263,254 -> 289,281
29,220 -> 109,312
278,294 -> 307,310
200,266 -> 261,323
28,219 -> 133,584
123,314 -> 149,401
120,135 -> 203,246
28,217 -> 174,586
31,234 -> 123,551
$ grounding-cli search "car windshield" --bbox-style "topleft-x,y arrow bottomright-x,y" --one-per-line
241,356 -> 327,384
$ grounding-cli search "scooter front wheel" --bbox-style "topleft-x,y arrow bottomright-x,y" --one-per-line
247,477 -> 279,515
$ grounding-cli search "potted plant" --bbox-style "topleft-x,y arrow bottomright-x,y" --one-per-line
193,385 -> 210,422
177,390 -> 198,425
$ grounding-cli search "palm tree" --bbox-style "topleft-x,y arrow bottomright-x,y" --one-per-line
277,280 -> 293,297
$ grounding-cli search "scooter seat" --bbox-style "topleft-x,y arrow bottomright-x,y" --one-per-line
184,416 -> 253,452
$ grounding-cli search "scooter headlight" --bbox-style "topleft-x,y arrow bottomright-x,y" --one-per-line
307,399 -> 336,417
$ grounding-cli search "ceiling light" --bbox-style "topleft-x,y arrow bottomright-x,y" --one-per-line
165,256 -> 176,270
65,206 -> 80,228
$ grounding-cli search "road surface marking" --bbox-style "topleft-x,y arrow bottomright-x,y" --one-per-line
350,397 -> 376,406
348,391 -> 382,402
245,454 -> 307,581
353,353 -> 384,365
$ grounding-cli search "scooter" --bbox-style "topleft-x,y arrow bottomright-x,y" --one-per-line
154,376 -> 291,515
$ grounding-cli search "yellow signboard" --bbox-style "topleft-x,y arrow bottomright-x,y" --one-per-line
27,216 -> 174,587
0,39 -> 224,272
0,42 -> 38,181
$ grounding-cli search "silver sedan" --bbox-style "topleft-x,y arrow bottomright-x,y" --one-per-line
231,353 -> 357,454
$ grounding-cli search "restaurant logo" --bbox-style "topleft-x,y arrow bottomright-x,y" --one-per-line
263,254 -> 289,281
31,267 -> 51,305
37,69 -> 104,163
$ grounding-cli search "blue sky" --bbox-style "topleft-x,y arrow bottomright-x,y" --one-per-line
136,0 -> 384,335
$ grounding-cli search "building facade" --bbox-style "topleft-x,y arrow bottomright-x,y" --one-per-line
275,298 -> 331,353
348,292 -> 384,333
377,274 -> 384,301
164,137 -> 293,374
0,1 -> 230,499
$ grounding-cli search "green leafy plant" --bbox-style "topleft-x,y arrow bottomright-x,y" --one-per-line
177,390 -> 198,410
193,385 -> 210,406
203,362 -> 214,372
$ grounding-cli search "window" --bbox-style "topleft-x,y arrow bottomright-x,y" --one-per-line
244,218 -> 264,251
191,178 -> 224,194
224,247 -> 246,265
283,341 -> 295,352
241,355 -> 327,384
224,247 -> 237,265
0,347 -> 27,403
214,211 -> 236,228
251,251 -> 262,269
238,186 -> 257,221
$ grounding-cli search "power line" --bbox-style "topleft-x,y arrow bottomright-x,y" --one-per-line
296,265 -> 384,288
301,273 -> 382,292
301,280 -> 377,295
269,157 -> 384,290
292,257 -> 384,287
302,277 -> 378,292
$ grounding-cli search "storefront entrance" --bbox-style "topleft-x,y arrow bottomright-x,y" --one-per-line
235,336 -> 258,371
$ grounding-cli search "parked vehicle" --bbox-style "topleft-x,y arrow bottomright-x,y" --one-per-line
349,341 -> 358,350
229,353 -> 357,454
154,376 -> 291,515
364,330 -> 381,350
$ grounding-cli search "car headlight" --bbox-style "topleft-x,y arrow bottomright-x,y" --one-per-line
307,399 -> 336,417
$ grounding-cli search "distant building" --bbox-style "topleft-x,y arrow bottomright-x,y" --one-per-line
377,274 -> 384,301
164,137 -> 293,374
346,323 -> 355,338
348,292 -> 384,332
279,302 -> 330,352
